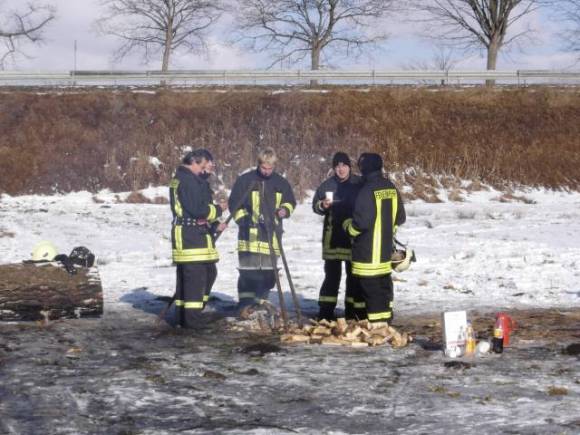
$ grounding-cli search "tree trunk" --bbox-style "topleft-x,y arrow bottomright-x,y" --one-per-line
161,14 -> 174,85
486,40 -> 500,87
0,263 -> 103,321
310,46 -> 321,87
162,34 -> 172,73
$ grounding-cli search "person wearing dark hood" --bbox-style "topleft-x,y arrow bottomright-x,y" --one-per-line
228,147 -> 296,310
169,149 -> 227,328
312,152 -> 363,320
343,153 -> 406,325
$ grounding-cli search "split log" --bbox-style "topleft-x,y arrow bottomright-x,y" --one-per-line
0,262 -> 103,321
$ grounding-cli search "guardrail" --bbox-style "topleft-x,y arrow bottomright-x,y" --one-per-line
1,69 -> 579,86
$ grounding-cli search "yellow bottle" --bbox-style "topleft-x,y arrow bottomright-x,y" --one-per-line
465,322 -> 476,356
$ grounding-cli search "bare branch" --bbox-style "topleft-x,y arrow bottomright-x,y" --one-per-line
0,1 -> 56,68
234,0 -> 399,70
96,0 -> 223,71
410,0 -> 544,72
554,0 -> 580,54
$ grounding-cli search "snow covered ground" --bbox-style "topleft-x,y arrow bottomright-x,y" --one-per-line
1,186 -> 579,316
1,186 -> 579,434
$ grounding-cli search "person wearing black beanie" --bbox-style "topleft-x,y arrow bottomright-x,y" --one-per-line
342,152 -> 406,325
332,151 -> 351,169
312,152 -> 364,321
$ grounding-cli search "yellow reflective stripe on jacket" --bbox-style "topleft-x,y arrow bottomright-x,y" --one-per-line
368,311 -> 392,321
207,204 -> 217,221
184,301 -> 204,309
175,299 -> 184,306
170,179 -> 183,218
203,295 -> 209,302
281,202 -> 294,214
352,261 -> 392,277
172,248 -> 219,262
319,296 -> 338,303
251,191 -> 260,224
234,209 -> 249,222
373,194 -> 383,265
353,301 -> 366,309
343,218 -> 362,237
275,192 -> 282,208
173,226 -> 219,262
174,225 -> 183,251
323,213 -> 333,253
323,247 -> 352,261
238,240 -> 280,256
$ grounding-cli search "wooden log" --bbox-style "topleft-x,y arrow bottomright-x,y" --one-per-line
0,262 -> 103,321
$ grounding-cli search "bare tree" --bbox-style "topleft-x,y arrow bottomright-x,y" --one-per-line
0,1 -> 56,68
235,0 -> 398,71
403,46 -> 459,85
97,0 -> 223,72
412,1 -> 543,84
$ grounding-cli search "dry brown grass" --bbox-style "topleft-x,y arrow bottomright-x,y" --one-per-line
124,191 -> 152,204
0,87 -> 579,195
0,229 -> 15,238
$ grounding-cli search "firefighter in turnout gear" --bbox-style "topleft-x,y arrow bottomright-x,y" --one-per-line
312,152 -> 363,320
170,149 -> 227,328
343,153 -> 406,324
229,148 -> 296,309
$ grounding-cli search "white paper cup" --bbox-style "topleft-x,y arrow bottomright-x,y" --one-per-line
326,191 -> 334,202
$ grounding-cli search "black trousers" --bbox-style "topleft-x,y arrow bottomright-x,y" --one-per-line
175,262 -> 217,329
318,260 -> 365,320
358,273 -> 394,323
237,269 -> 276,307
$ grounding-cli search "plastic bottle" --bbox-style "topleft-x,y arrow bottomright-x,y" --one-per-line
492,319 -> 504,354
465,322 -> 476,356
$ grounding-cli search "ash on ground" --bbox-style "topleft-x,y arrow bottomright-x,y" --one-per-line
1,306 -> 579,434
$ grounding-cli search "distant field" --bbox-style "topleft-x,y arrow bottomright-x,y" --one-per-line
1,87 -> 579,196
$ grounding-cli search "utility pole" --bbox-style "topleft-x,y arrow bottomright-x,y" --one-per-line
72,40 -> 78,86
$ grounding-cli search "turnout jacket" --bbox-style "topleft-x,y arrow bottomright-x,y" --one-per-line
170,166 -> 222,264
312,174 -> 361,260
229,169 -> 296,257
344,171 -> 406,277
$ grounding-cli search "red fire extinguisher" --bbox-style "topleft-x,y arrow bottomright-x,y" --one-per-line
492,312 -> 515,353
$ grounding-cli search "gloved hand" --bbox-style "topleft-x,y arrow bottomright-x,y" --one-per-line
276,208 -> 288,219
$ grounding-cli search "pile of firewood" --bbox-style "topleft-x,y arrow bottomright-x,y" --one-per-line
281,318 -> 411,348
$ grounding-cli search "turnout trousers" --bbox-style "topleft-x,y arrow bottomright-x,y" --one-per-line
237,251 -> 277,308
318,260 -> 366,320
237,269 -> 277,308
358,273 -> 394,324
175,262 -> 217,328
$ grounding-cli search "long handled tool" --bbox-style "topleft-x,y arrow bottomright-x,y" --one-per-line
259,181 -> 290,331
157,181 -> 256,325
260,182 -> 304,327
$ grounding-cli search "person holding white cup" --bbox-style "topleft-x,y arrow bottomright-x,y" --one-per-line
312,152 -> 363,321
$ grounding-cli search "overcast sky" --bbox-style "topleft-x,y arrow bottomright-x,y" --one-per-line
4,0 -> 579,71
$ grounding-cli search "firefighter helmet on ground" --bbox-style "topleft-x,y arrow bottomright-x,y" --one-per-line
392,248 -> 415,272
31,241 -> 58,262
